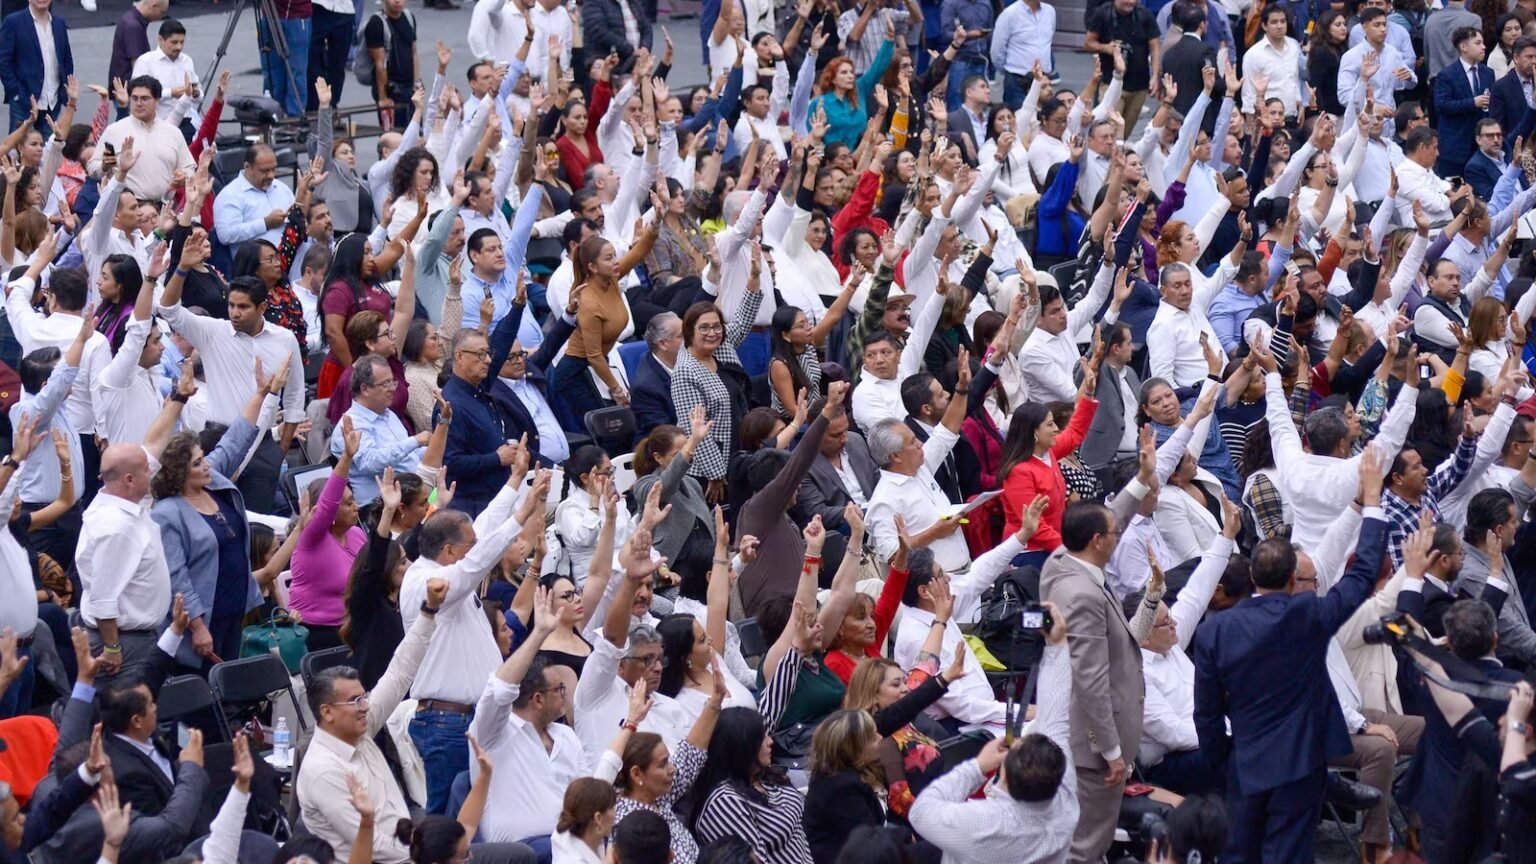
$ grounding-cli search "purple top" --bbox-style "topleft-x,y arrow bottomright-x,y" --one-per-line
287,471 -> 367,627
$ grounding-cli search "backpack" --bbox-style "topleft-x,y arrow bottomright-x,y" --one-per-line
353,10 -> 417,88
972,565 -> 1046,674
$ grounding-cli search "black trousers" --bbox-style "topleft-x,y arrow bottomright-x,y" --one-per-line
307,6 -> 354,112
77,433 -> 102,507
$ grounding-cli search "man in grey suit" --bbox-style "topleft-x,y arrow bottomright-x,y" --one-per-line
1078,321 -> 1142,470
1040,426 -> 1156,863
794,411 -> 879,532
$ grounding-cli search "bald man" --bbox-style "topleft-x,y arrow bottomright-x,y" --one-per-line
75,443 -> 172,684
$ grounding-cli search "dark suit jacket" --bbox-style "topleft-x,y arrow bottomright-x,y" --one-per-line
905,417 -> 981,504
581,0 -> 652,64
1433,61 -> 1495,175
1162,34 -> 1223,133
792,433 -> 878,530
631,351 -> 676,434
0,9 -> 72,108
105,734 -> 178,818
947,107 -> 987,168
1079,362 -> 1141,469
1193,514 -> 1387,795
1488,71 -> 1536,160
34,764 -> 209,864
803,770 -> 884,864
1464,150 -> 1507,202
487,307 -> 573,469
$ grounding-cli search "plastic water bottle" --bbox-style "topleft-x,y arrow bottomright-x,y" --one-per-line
273,717 -> 291,765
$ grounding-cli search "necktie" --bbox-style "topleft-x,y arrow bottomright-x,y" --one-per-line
1471,67 -> 1479,99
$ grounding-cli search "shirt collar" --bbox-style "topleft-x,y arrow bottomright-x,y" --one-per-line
95,491 -> 148,517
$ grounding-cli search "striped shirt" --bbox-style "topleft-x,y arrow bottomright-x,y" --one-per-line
692,648 -> 808,864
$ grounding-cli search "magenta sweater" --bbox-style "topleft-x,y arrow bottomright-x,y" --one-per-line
288,471 -> 367,626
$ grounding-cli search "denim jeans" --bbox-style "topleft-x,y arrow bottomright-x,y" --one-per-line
409,708 -> 473,814
1002,72 -> 1032,112
946,56 -> 990,112
259,16 -> 312,117
0,642 -> 34,718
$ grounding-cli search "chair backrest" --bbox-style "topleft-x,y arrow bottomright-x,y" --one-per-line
612,451 -> 638,495
584,406 -> 637,456
618,341 -> 649,380
282,463 -> 334,514
299,646 -> 354,692
209,653 -> 307,733
156,675 -> 225,741
736,617 -> 767,661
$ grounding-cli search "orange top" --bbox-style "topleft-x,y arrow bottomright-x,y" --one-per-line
569,228 -> 658,390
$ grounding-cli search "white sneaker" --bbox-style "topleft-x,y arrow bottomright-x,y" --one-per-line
81,0 -> 97,11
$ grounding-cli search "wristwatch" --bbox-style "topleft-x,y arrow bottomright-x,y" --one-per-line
1512,720 -> 1530,736
0,455 -> 18,470
419,601 -> 439,617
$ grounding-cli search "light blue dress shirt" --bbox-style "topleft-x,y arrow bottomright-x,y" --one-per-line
461,270 -> 545,351
330,402 -> 423,504
212,172 -> 297,247
503,376 -> 571,463
1347,21 -> 1417,88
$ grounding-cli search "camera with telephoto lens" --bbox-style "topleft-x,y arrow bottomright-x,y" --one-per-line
1361,611 -> 1411,646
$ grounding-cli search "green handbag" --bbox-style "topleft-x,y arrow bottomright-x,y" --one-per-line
241,609 -> 310,675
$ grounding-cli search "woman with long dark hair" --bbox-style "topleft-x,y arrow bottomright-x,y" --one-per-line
1407,386 -> 1459,470
996,369 -> 1099,568
551,217 -> 661,429
1240,419 -> 1290,542
318,216 -> 419,398
556,101 -> 603,189
1489,13 -> 1523,78
768,303 -> 841,419
94,254 -> 143,354
1308,10 -> 1351,116
689,604 -> 815,864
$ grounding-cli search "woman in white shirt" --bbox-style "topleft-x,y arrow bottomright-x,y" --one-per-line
384,147 -> 450,245
1157,450 -> 1228,565
551,778 -> 616,864
552,447 -> 634,585
977,105 -> 1037,201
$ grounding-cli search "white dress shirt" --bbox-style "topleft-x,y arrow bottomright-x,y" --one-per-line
852,373 -> 904,432
892,533 -> 1025,731
1263,369 -> 1416,550
1394,158 -> 1453,225
32,11 -> 57,111
399,489 -> 527,704
298,614 -> 436,864
868,424 -> 972,574
4,284 -> 110,435
155,303 -> 305,428
1138,536 -> 1232,765
132,48 -> 202,124
1021,263 -> 1114,402
527,3 -> 572,79
469,0 -> 529,64
472,674 -> 594,843
0,470 -> 37,638
1339,35 -> 1416,107
77,491 -> 173,631
1107,513 -> 1174,601
1351,137 -> 1400,203
213,173 -> 297,247
1241,36 -> 1303,116
95,318 -> 165,446
571,636 -> 690,762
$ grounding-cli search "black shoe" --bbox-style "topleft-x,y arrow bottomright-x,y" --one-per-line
1326,774 -> 1383,811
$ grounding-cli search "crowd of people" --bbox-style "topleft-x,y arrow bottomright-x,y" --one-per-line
2,0 -> 1536,862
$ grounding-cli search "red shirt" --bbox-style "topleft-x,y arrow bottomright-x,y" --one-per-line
824,566 -> 911,684
1001,398 -> 1099,550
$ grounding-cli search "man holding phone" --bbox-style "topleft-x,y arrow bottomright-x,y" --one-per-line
939,0 -> 993,111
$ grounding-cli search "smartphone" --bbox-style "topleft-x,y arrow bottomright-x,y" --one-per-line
1284,259 -> 1301,277
1418,361 -> 1433,381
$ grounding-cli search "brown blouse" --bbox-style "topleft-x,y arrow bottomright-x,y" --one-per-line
569,228 -> 658,389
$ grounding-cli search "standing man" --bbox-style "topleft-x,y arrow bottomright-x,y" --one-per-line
1432,26 -> 1494,178
941,0 -> 993,112
110,0 -> 167,118
989,0 -> 1052,107
1083,0 -> 1161,131
1193,452 -> 1389,862
0,0 -> 73,132
91,77 -> 196,200
213,144 -> 297,248
1040,498 -> 1147,864
1338,7 -> 1417,115
1488,35 -> 1536,159
76,443 -> 171,687
1348,0 -> 1418,96
1161,1 -> 1223,122
131,19 -> 201,131
1423,0 -> 1482,80
365,0 -> 418,131
1241,5 -> 1302,121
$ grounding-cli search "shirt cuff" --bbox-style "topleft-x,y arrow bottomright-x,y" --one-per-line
77,763 -> 101,786
72,681 -> 97,703
1402,578 -> 1424,593
1489,577 -> 1512,595
491,676 -> 520,706
1101,745 -> 1122,763
1361,506 -> 1385,521
157,627 -> 185,657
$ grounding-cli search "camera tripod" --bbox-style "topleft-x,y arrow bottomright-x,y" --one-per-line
202,0 -> 306,118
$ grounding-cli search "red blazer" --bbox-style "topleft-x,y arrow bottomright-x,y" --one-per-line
1001,398 -> 1098,550
962,412 -> 1005,491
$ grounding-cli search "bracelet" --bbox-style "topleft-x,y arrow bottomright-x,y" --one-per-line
622,720 -> 638,732
169,391 -> 189,404
931,619 -> 947,628
419,601 -> 439,617
804,555 -> 824,566
714,558 -> 730,566
955,388 -> 970,394
173,267 -> 189,279
102,644 -> 122,655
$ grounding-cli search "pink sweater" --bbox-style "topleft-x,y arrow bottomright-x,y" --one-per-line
288,472 -> 367,626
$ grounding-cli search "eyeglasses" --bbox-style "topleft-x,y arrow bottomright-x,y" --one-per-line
622,654 -> 669,668
539,683 -> 568,697
326,693 -> 370,708
695,323 -> 724,334
376,327 -> 394,339
555,589 -> 581,602
457,348 -> 491,360
508,350 -> 528,360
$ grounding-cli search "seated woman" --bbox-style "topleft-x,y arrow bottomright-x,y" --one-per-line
550,778 -> 616,864
996,367 -> 1099,568
552,446 -> 633,585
